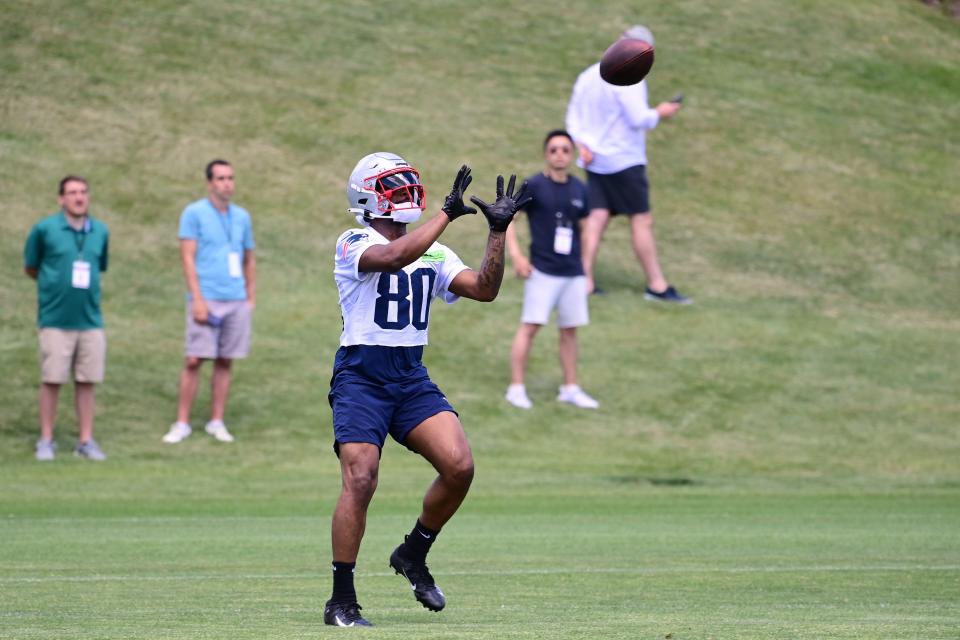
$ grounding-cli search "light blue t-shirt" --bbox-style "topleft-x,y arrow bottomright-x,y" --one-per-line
178,198 -> 255,301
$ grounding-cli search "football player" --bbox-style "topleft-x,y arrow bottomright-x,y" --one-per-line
324,152 -> 531,627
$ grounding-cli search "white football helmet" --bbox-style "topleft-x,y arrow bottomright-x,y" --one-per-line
347,152 -> 425,227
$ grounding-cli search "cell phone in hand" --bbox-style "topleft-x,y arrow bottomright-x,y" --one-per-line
207,314 -> 223,328
670,93 -> 684,104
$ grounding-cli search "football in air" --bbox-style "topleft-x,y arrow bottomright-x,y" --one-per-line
599,38 -> 655,86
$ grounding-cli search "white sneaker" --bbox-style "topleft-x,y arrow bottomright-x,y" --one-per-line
205,420 -> 234,442
505,384 -> 533,409
74,438 -> 107,461
162,422 -> 192,444
36,439 -> 56,461
556,385 -> 599,409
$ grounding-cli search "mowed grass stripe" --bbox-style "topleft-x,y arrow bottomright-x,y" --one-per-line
4,564 -> 960,584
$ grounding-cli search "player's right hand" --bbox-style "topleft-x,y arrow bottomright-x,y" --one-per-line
470,174 -> 533,232
442,165 -> 477,222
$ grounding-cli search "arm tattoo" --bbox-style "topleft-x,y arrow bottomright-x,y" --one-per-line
476,231 -> 506,299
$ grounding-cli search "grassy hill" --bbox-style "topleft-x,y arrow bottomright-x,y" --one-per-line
1,1 -> 958,638
2,0 -> 956,480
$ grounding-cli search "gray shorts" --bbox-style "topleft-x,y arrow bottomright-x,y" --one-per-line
185,299 -> 252,359
521,269 -> 589,328
38,328 -> 106,384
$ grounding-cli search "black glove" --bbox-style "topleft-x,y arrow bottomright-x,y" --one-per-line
441,165 -> 477,221
469,174 -> 533,232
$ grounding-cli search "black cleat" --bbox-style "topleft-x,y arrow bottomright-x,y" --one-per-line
324,600 -> 372,627
389,544 -> 446,612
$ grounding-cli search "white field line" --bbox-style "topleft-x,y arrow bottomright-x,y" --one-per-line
1,565 -> 959,584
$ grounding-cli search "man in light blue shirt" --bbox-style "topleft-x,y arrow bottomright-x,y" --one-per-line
163,159 -> 256,444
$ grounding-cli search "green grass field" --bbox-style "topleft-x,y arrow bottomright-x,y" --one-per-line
1,1 -> 959,638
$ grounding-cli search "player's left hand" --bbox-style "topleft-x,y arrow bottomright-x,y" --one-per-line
470,174 -> 532,232
442,165 -> 477,221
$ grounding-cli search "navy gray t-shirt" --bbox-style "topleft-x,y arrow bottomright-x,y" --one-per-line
521,173 -> 589,277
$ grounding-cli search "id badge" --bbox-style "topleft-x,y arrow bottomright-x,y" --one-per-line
553,226 -> 573,255
72,260 -> 91,289
228,251 -> 243,278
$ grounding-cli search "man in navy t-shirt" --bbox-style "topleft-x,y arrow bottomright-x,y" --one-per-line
504,130 -> 599,410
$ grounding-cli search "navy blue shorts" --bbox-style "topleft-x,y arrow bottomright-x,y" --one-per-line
328,345 -> 457,454
586,165 -> 650,215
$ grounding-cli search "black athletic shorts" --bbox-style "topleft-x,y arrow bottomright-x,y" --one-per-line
586,165 -> 650,215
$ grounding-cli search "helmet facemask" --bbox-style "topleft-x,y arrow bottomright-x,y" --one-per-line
373,167 -> 425,223
347,152 -> 426,226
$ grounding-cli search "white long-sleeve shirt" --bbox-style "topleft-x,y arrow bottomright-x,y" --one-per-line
565,63 -> 660,174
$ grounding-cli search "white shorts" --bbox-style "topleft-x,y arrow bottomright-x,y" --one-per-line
521,268 -> 589,328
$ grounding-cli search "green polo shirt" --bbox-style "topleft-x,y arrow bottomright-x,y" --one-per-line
23,212 -> 110,329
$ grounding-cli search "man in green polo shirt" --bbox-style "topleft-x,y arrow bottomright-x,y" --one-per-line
23,175 -> 110,461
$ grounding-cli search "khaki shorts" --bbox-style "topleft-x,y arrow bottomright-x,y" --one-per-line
521,269 -> 589,328
185,299 -> 252,359
38,328 -> 106,384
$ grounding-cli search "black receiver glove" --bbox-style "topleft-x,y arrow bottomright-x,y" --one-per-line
469,174 -> 533,232
441,165 -> 477,221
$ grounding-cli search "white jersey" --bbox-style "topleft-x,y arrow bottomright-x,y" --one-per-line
334,227 -> 470,347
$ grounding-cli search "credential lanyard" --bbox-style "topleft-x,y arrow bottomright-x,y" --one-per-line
73,216 -> 91,259
216,204 -> 234,246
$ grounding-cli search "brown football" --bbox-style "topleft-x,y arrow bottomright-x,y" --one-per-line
599,38 -> 655,86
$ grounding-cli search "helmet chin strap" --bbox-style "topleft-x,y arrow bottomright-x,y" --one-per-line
391,207 -> 423,224
352,207 -> 422,227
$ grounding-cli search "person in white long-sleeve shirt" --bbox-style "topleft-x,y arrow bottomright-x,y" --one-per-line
565,24 -> 690,304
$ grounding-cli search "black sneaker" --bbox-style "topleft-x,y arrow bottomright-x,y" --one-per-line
389,543 -> 446,612
643,285 -> 692,305
323,600 -> 372,627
